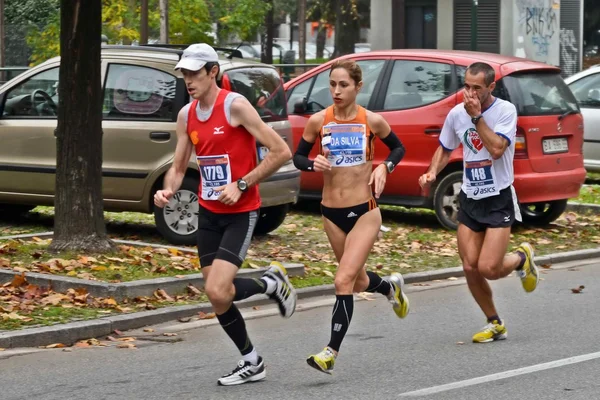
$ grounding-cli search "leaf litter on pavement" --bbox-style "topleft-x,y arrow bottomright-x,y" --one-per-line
0,272 -> 207,331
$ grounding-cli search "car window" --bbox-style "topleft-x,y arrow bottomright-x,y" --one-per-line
2,67 -> 59,118
501,72 -> 579,116
306,70 -> 332,112
286,77 -> 313,114
383,60 -> 452,110
569,72 -> 600,108
224,67 -> 287,122
103,64 -> 176,121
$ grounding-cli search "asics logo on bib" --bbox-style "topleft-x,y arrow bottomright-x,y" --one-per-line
473,186 -> 496,196
213,126 -> 224,135
335,156 -> 363,165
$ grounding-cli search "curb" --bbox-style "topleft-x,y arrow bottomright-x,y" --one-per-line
1,247 -> 599,349
565,202 -> 600,214
0,264 -> 305,301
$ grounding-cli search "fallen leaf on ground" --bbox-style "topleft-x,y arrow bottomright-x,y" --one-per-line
540,264 -> 552,269
322,270 -> 334,278
113,329 -> 124,336
143,328 -> 155,333
447,277 -> 458,281
178,317 -> 192,323
456,342 -> 465,345
187,284 -> 202,296
0,348 -> 5,351
117,343 -> 137,349
252,306 -> 260,310
163,333 -> 177,337
62,348 -> 73,352
198,311 -> 216,319
45,343 -> 66,349
116,337 -> 136,342
154,289 -> 174,302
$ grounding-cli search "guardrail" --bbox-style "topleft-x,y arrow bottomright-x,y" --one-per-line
0,67 -> 29,85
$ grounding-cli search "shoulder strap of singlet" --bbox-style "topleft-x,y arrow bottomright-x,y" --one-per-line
187,99 -> 198,135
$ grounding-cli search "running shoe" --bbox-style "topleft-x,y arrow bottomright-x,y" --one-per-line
386,272 -> 410,318
516,242 -> 539,293
217,357 -> 266,386
307,347 -> 336,374
472,320 -> 507,343
262,261 -> 297,318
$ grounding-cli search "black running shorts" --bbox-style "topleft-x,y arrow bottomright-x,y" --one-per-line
457,186 -> 518,232
196,206 -> 258,268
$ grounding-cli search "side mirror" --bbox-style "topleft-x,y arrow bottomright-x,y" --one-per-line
293,98 -> 307,114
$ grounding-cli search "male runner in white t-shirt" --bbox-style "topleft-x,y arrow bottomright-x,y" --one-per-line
419,62 -> 539,343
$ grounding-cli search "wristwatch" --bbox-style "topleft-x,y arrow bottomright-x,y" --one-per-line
471,115 -> 483,125
383,161 -> 395,174
237,178 -> 248,192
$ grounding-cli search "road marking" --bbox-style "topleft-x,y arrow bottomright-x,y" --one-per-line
398,351 -> 600,397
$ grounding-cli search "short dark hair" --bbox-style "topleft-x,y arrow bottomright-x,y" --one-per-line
466,62 -> 495,86
204,61 -> 220,75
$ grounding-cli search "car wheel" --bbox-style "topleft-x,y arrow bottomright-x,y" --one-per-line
433,171 -> 462,230
154,176 -> 199,246
253,204 -> 290,236
519,199 -> 568,226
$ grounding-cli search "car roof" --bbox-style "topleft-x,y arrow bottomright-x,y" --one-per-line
564,64 -> 600,84
37,45 -> 276,71
285,49 -> 560,88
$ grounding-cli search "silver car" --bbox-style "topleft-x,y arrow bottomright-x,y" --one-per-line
0,45 -> 300,245
565,65 -> 600,172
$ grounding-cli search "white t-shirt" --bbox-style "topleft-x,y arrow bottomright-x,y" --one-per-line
439,97 -> 517,199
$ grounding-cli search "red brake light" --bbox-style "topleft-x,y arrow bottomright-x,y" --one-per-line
514,126 -> 527,159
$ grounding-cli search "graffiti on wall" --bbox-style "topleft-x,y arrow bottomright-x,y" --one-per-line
513,0 -> 560,65
560,28 -> 578,76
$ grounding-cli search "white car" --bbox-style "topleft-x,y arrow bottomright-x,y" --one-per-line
565,65 -> 600,172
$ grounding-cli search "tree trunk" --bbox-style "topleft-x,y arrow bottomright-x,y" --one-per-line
333,0 -> 355,58
297,0 -> 306,63
50,0 -> 114,253
159,0 -> 169,44
140,0 -> 148,45
261,0 -> 274,64
316,22 -> 326,59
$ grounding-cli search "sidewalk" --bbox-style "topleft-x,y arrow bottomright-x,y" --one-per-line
1,243 -> 599,349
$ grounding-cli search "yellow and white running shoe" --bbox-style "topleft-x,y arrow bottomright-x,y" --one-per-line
387,272 -> 410,319
307,347 -> 336,374
516,242 -> 539,293
472,320 -> 507,343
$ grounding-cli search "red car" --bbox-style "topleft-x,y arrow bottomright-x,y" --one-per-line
284,50 -> 585,229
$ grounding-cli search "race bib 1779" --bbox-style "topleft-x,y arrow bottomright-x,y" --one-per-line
196,154 -> 232,200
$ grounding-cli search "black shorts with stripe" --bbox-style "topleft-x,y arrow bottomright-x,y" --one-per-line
457,186 -> 518,233
196,205 -> 258,268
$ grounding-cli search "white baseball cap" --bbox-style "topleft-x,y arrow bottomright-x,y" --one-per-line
174,43 -> 219,71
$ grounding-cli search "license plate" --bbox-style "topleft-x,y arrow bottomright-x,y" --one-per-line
542,138 -> 568,154
258,146 -> 269,161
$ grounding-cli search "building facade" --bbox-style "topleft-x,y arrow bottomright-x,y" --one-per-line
370,0 -> 584,76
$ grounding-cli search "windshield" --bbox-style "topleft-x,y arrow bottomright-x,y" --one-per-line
498,72 -> 579,116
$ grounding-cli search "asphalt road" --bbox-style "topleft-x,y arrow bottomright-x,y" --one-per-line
1,261 -> 599,400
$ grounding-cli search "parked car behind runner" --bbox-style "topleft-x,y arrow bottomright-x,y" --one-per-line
284,49 -> 585,229
0,45 -> 300,245
564,64 -> 600,172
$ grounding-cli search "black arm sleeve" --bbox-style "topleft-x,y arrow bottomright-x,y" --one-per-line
381,131 -> 405,167
293,137 -> 316,172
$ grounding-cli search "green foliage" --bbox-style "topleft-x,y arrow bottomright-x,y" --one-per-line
165,0 -> 214,44
25,14 -> 61,66
206,0 -> 271,43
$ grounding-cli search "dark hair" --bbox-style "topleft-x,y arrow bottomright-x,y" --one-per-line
329,59 -> 362,85
466,62 -> 495,86
204,61 -> 220,75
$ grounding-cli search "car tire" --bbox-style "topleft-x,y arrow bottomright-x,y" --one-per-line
154,176 -> 200,246
253,204 -> 290,236
519,199 -> 568,226
433,171 -> 462,230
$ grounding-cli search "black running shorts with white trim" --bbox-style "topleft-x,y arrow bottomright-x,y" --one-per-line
457,186 -> 517,232
196,205 -> 258,268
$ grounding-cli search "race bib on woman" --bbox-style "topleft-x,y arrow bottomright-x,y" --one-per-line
322,123 -> 367,168
196,154 -> 232,200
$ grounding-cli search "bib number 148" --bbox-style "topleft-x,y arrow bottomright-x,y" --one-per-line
470,167 -> 487,181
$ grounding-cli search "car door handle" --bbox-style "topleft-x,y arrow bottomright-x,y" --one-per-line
149,131 -> 171,141
425,128 -> 441,135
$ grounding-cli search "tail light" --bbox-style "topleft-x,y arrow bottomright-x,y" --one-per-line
514,126 -> 527,159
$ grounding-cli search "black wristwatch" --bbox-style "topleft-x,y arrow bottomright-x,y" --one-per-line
237,178 -> 248,192
383,161 -> 395,174
471,115 -> 483,125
